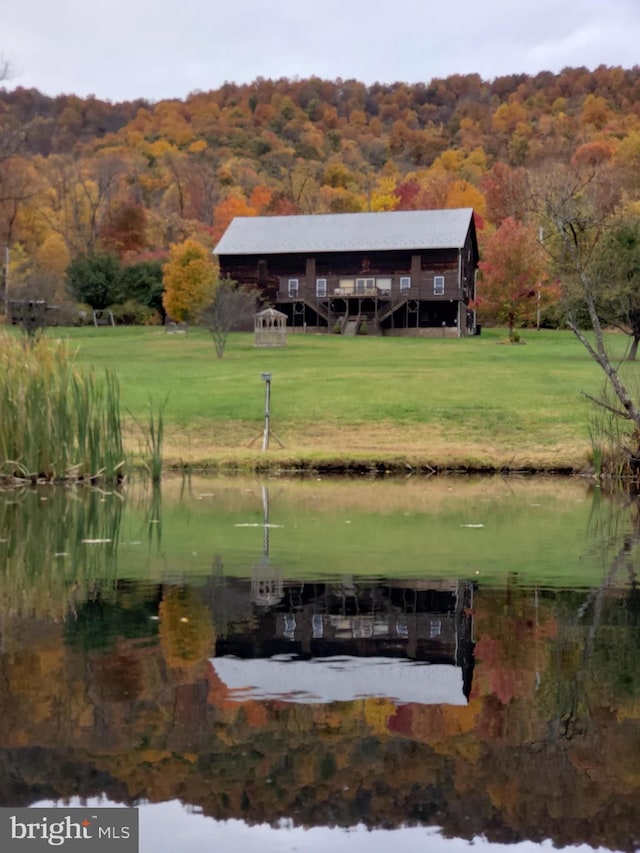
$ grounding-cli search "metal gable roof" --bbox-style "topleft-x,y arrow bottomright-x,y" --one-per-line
214,208 -> 474,256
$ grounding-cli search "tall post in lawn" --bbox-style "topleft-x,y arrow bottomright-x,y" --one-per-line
249,372 -> 283,450
261,372 -> 271,451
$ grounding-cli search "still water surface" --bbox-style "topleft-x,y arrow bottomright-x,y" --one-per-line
1,475 -> 639,852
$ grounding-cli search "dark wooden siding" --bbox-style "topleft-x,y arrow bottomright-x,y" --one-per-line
216,222 -> 479,332
219,248 -> 461,299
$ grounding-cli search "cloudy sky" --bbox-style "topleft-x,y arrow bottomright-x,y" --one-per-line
3,0 -> 639,103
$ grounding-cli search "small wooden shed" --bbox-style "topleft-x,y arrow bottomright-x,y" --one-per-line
254,307 -> 287,348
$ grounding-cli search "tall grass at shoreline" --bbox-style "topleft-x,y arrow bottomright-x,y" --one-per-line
128,396 -> 167,483
0,334 -> 126,482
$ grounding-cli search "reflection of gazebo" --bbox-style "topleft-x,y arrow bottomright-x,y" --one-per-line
250,487 -> 284,607
251,556 -> 284,607
254,307 -> 287,348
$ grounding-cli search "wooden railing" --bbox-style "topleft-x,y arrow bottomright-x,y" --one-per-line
277,279 -> 464,303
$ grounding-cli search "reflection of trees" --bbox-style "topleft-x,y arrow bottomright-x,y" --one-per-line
2,480 -> 640,851
159,586 -> 216,666
63,585 -> 161,652
585,485 -> 640,588
523,488 -> 640,745
0,485 -> 123,621
0,576 -> 639,850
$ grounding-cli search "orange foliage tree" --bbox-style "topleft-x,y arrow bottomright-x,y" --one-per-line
162,238 -> 216,323
477,217 -> 550,340
99,201 -> 147,257
212,195 -> 256,244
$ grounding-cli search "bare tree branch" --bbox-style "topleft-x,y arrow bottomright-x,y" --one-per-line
201,279 -> 256,358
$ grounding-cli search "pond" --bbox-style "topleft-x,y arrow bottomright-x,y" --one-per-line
0,475 -> 639,852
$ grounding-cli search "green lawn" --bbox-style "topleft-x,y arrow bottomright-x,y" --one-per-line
36,324 -> 640,471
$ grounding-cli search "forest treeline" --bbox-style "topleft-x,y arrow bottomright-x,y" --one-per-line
2,65 -> 640,310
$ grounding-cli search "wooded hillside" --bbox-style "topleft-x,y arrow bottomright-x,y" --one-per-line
2,66 -> 640,306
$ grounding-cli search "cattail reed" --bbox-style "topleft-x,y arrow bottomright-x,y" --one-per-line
0,334 -> 126,483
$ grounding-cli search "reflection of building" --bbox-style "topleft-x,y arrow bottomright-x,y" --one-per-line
211,579 -> 475,705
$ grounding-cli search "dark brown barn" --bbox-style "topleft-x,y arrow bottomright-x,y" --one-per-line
214,208 -> 479,336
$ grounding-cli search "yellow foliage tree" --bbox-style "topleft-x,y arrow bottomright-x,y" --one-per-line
445,179 -> 487,218
36,234 -> 71,302
162,238 -> 216,323
371,176 -> 399,211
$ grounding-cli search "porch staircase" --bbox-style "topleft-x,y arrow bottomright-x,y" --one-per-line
290,291 -> 408,333
376,294 -> 409,322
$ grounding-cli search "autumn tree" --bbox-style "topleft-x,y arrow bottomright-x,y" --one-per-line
201,278 -> 257,358
99,200 -> 147,257
212,194 -> 256,244
162,237 -> 216,323
477,217 -> 549,340
0,156 -> 38,245
34,233 -> 71,302
537,152 -> 640,470
481,162 -> 529,226
36,152 -> 125,255
183,149 -> 221,225
586,213 -> 640,361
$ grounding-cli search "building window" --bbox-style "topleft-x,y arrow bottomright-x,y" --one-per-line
356,277 -> 375,293
316,278 -> 327,297
284,613 -> 296,640
288,278 -> 299,296
434,275 -> 445,295
336,278 -> 355,295
400,276 -> 411,291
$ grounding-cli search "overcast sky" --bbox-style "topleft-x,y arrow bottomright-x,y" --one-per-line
3,0 -> 639,103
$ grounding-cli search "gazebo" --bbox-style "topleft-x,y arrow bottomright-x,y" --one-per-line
254,307 -> 287,348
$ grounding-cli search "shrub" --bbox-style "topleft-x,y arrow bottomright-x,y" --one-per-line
109,300 -> 162,326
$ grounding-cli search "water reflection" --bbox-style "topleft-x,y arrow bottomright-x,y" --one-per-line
0,476 -> 639,852
212,575 -> 474,704
0,484 -> 122,620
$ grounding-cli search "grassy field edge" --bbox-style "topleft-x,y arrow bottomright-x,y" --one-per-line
21,324 -> 634,476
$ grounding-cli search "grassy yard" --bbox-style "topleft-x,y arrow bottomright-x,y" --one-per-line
36,324 -> 640,472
